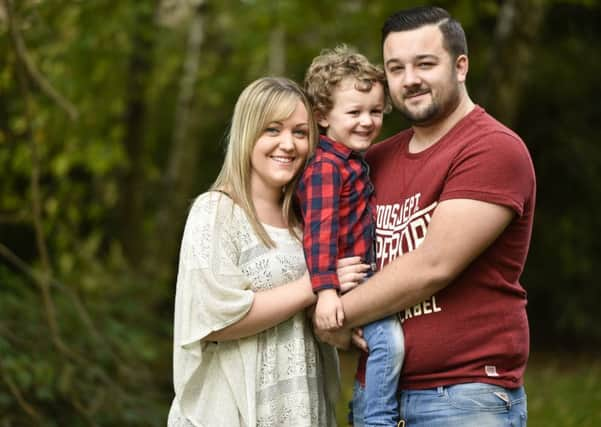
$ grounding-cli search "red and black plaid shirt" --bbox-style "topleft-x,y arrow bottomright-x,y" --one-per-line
297,136 -> 376,292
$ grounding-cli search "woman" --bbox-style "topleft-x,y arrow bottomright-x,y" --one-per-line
168,77 -> 345,426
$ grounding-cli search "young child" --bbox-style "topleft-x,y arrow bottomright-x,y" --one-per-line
297,45 -> 405,427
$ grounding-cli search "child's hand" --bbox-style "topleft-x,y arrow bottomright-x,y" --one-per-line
314,289 -> 344,331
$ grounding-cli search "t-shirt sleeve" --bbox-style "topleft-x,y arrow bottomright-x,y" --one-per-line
297,160 -> 342,292
440,131 -> 535,216
174,193 -> 254,354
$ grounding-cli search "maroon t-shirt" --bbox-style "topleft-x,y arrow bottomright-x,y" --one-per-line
357,105 -> 536,390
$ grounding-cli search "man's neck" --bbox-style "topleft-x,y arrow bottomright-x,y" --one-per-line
409,96 -> 475,154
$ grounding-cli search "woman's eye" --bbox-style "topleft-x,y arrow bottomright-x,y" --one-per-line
264,127 -> 279,135
293,129 -> 308,138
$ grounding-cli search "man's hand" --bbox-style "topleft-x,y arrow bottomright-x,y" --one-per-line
314,289 -> 344,330
336,256 -> 370,293
314,325 -> 352,350
351,327 -> 368,352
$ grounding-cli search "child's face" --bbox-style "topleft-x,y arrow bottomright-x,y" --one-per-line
319,77 -> 385,152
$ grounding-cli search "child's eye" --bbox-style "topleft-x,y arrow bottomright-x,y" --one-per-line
347,110 -> 360,116
371,109 -> 383,116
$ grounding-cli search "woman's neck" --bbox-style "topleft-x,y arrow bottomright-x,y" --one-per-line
251,190 -> 286,227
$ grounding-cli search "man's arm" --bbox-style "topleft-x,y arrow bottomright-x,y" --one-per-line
340,198 -> 515,328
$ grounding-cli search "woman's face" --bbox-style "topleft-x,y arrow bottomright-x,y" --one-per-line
249,100 -> 310,198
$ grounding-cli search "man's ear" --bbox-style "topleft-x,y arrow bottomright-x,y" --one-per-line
456,54 -> 469,83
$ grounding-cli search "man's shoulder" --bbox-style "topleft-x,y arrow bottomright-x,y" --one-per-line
471,112 -> 532,166
469,106 -> 524,142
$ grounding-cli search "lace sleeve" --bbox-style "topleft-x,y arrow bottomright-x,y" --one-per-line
174,192 -> 255,352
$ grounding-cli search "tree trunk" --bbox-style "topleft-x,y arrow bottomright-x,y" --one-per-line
478,0 -> 547,127
150,0 -> 208,279
119,1 -> 160,267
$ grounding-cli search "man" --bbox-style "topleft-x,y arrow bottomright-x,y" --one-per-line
319,6 -> 536,426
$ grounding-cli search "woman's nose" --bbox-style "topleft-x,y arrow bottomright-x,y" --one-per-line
279,131 -> 294,150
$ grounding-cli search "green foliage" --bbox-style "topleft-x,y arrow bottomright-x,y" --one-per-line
0,264 -> 171,426
517,2 -> 601,346
525,353 -> 601,426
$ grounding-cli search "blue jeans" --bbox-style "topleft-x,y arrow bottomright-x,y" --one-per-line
398,383 -> 528,426
351,315 -> 404,426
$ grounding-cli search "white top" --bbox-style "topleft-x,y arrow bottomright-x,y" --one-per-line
168,191 -> 339,427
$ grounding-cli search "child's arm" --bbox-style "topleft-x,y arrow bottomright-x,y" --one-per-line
297,160 -> 344,293
314,288 -> 344,330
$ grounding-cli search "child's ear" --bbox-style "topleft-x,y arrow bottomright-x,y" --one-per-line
316,111 -> 329,129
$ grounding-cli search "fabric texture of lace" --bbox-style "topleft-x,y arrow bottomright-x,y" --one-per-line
168,192 -> 338,427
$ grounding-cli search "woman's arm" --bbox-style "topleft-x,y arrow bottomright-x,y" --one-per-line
204,273 -> 316,341
205,256 -> 368,342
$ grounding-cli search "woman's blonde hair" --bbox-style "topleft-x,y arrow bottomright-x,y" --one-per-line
211,77 -> 317,247
304,44 -> 391,121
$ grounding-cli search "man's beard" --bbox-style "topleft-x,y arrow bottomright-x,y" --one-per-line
398,94 -> 441,125
395,79 -> 460,126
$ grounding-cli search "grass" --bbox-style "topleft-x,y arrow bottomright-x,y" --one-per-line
334,350 -> 601,426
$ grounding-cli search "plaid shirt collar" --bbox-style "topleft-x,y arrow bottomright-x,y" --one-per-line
318,135 -> 362,160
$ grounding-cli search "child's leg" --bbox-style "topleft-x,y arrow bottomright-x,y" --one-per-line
361,315 -> 404,426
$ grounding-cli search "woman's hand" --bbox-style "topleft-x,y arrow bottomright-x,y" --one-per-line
336,256 -> 370,294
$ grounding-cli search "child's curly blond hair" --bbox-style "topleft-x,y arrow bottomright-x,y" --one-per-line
304,44 -> 391,118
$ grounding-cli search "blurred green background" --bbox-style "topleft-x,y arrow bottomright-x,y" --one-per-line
1,0 -> 600,425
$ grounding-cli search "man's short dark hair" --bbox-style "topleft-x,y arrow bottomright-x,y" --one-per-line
381,6 -> 468,59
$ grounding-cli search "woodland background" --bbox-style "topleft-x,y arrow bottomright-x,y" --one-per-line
1,0 -> 600,425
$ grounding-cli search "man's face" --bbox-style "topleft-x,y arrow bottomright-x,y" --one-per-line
383,24 -> 464,126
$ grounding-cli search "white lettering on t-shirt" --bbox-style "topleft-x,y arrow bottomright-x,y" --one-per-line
376,195 -> 442,323
375,195 -> 436,269
400,295 -> 442,323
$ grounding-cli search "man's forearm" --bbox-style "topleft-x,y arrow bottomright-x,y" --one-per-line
340,199 -> 514,328
341,247 -> 450,328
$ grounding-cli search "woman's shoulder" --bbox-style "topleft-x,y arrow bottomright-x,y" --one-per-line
189,190 -> 239,218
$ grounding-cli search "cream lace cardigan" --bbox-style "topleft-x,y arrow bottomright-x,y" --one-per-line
168,192 -> 339,427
